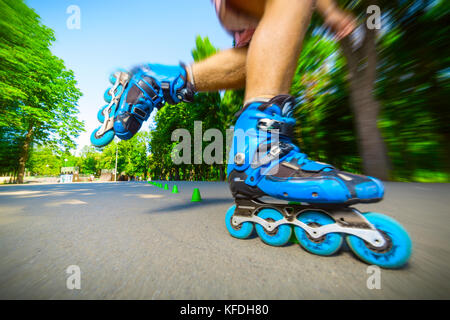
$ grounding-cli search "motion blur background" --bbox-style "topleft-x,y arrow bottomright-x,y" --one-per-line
0,0 -> 448,183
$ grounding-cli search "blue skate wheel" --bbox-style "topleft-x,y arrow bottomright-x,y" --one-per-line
90,126 -> 115,147
97,104 -> 109,123
225,205 -> 254,239
346,212 -> 412,269
103,85 -> 123,103
104,87 -> 113,103
294,211 -> 343,256
255,209 -> 291,247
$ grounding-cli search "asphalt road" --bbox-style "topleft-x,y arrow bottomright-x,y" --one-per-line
0,181 -> 449,299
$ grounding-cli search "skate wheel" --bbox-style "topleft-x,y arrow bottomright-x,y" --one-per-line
294,211 -> 343,256
90,126 -> 115,147
97,104 -> 109,123
225,205 -> 254,239
255,209 -> 291,247
103,85 -> 123,103
346,212 -> 412,269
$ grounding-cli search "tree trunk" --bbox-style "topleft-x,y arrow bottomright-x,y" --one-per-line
17,124 -> 34,184
219,164 -> 225,181
340,17 -> 391,180
348,79 -> 390,180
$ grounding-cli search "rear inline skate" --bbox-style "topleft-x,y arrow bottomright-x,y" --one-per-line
225,95 -> 412,268
91,64 -> 195,147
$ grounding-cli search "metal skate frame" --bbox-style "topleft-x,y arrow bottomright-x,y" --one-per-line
231,199 -> 387,248
95,71 -> 131,138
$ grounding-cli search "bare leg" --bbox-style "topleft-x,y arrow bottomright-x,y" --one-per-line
189,0 -> 351,97
189,47 -> 247,92
244,0 -> 315,102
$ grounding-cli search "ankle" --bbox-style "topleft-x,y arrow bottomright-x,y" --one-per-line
243,95 -> 275,106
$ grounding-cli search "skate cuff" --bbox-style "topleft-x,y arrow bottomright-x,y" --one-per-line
184,63 -> 196,91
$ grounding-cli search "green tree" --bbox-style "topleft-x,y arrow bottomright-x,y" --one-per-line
26,145 -> 61,176
76,145 -> 100,175
291,34 -> 359,171
149,36 -> 223,181
0,0 -> 84,183
376,0 -> 449,181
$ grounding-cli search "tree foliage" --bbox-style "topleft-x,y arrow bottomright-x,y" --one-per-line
0,0 -> 84,182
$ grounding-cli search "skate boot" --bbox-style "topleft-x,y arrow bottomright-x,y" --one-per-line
225,95 -> 412,268
91,64 -> 195,147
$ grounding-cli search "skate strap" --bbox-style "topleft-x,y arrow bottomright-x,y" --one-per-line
267,158 -> 335,178
251,142 -> 293,169
257,118 -> 294,137
140,77 -> 161,100
127,77 -> 160,106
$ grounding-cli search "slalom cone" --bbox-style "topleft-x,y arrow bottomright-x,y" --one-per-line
191,188 -> 202,202
164,184 -> 169,190
172,185 -> 179,194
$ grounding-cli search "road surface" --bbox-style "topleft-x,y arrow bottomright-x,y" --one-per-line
0,181 -> 449,299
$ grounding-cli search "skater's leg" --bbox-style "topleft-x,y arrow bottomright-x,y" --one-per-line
227,0 -> 266,18
190,47 -> 247,92
92,47 -> 249,146
192,0 -> 315,98
245,0 -> 315,102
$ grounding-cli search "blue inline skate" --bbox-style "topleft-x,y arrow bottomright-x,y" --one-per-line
225,95 -> 412,268
91,64 -> 195,147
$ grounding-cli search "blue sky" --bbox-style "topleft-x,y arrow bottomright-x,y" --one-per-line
26,0 -> 233,153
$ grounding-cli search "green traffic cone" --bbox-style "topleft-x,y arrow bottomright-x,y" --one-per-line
164,184 -> 169,190
172,185 -> 179,193
191,188 -> 202,202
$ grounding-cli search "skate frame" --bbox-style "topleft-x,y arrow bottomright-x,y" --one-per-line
95,71 -> 130,138
232,199 -> 387,248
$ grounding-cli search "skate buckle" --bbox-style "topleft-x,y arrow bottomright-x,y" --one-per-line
269,145 -> 281,157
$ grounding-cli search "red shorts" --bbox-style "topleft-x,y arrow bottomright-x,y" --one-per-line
212,0 -> 258,47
